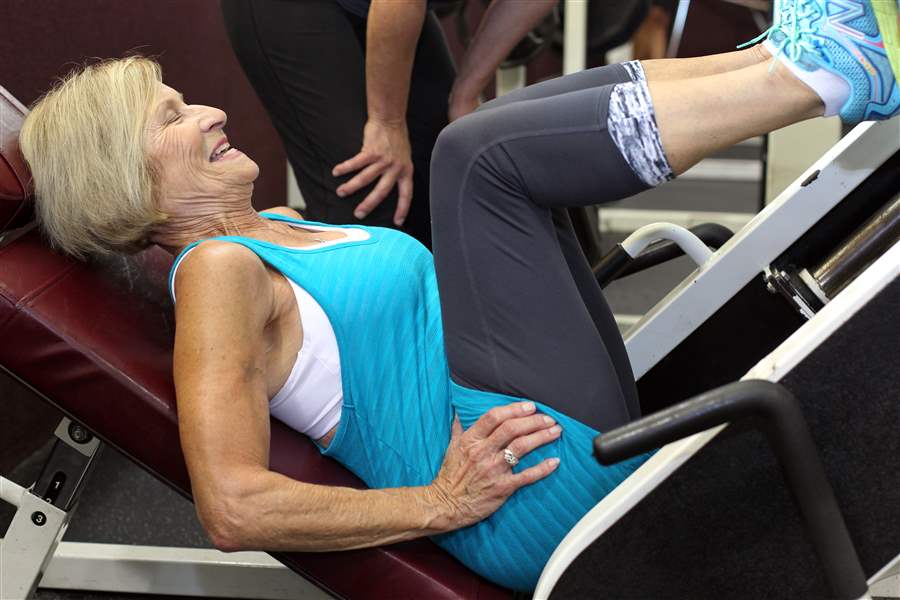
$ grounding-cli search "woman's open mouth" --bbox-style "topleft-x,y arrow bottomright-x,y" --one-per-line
209,139 -> 241,162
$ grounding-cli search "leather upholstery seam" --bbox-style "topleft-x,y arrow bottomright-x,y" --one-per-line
4,261 -> 78,308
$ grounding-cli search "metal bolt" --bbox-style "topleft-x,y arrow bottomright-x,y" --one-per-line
31,511 -> 47,526
68,423 -> 93,444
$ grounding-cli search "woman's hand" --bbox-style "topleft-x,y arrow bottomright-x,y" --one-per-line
332,119 -> 414,226
427,402 -> 562,530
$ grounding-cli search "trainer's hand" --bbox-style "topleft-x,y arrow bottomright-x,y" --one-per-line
427,402 -> 561,530
332,119 -> 413,226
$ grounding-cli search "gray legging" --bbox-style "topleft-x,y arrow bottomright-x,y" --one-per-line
431,63 -> 658,432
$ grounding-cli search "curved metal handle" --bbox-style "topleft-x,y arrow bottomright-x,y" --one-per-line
620,222 -> 715,266
593,222 -> 732,288
595,380 -> 867,600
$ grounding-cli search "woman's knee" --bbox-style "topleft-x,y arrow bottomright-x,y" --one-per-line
430,107 -> 535,228
430,112 -> 497,212
432,112 -> 487,172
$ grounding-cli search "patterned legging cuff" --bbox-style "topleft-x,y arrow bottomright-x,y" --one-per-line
607,61 -> 674,187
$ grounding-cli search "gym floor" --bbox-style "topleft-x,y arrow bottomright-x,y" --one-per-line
3,144 -> 765,600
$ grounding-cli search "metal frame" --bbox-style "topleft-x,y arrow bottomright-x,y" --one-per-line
533,238 -> 899,600
38,542 -> 329,599
624,119 -> 900,380
666,0 -> 691,58
0,418 -> 331,600
495,66 -> 527,97
1,416 -> 99,599
765,117 -> 842,204
1,477 -> 69,599
594,380 -> 868,599
562,0 -> 588,75
530,118 -> 900,599
870,555 -> 900,598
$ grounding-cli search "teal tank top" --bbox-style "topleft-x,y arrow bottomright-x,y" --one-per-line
169,214 -> 650,591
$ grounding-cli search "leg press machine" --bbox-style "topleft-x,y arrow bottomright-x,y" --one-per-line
1,83 -> 898,599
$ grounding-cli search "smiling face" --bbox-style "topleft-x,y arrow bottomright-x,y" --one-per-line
145,83 -> 259,216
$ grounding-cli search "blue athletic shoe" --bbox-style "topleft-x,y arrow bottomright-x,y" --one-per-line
746,0 -> 900,124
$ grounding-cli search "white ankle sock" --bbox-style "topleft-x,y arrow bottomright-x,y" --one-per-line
764,39 -> 850,117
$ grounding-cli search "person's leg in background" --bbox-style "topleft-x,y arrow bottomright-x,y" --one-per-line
220,0 -> 449,248
400,11 -> 456,249
631,1 -> 674,61
221,0 -> 372,223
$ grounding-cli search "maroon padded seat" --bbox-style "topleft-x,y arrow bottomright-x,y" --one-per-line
0,84 -> 509,600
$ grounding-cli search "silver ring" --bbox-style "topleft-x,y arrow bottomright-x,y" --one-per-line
503,448 -> 519,467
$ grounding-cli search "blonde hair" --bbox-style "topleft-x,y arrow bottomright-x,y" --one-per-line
19,56 -> 165,259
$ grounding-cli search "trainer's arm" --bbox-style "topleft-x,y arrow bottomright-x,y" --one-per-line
332,0 -> 426,224
449,0 -> 558,121
173,242 -> 560,552
364,0 -> 426,126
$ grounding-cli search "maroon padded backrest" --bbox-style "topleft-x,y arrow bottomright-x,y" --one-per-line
0,85 -> 509,600
0,85 -> 33,230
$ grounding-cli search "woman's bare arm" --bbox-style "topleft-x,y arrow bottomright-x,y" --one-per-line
173,241 -> 560,552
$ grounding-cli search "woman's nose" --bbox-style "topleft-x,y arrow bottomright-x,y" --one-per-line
196,105 -> 227,132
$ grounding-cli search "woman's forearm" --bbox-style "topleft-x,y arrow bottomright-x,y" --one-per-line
202,466 -> 454,552
451,0 -> 558,103
365,0 -> 427,124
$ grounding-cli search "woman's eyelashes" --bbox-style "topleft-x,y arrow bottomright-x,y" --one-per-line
167,99 -> 189,125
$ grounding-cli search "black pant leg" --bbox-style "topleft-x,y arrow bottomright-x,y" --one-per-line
221,0 -> 451,248
403,11 -> 456,249
220,0 -> 368,222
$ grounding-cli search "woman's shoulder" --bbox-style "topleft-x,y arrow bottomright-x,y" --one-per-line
174,240 -> 273,306
170,241 -> 280,367
260,206 -> 304,220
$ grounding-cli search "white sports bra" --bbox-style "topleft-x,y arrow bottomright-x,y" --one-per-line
269,277 -> 342,439
170,223 -> 370,440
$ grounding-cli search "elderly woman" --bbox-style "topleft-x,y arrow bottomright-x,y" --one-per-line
19,0 -> 898,591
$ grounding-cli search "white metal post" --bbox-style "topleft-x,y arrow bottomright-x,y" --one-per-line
666,0 -> 692,58
287,162 -> 305,210
495,65 -> 527,97
563,0 -> 588,75
869,554 -> 900,598
38,542 -> 332,599
0,477 -> 69,599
